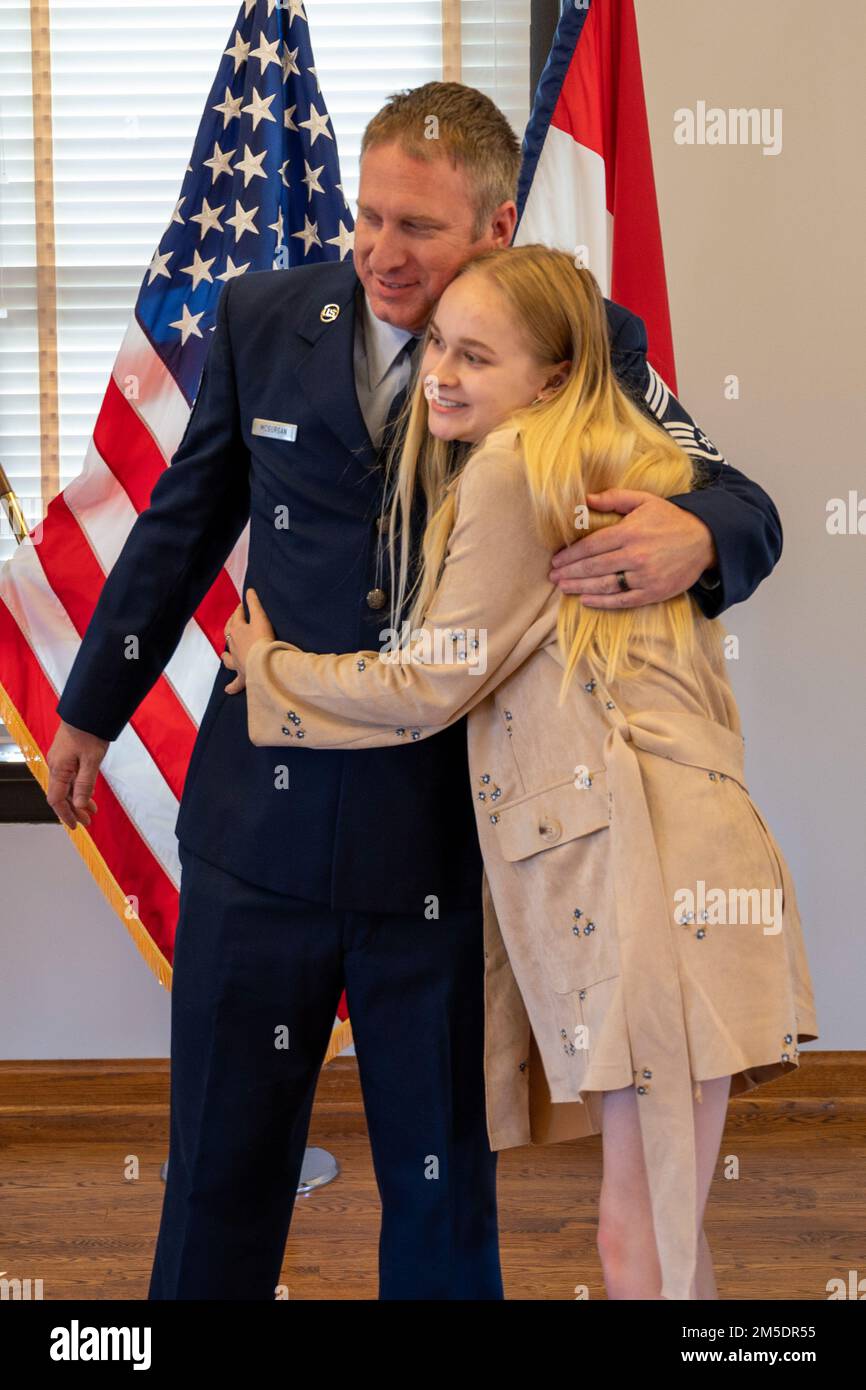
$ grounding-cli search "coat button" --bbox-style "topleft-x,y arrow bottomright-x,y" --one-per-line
538,818 -> 562,843
366,587 -> 387,609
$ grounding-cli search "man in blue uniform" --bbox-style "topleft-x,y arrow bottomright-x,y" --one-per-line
45,83 -> 781,1300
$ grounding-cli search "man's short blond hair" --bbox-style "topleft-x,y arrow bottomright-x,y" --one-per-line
360,81 -> 522,240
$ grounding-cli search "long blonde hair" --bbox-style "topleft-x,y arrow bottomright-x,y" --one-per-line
378,243 -> 724,697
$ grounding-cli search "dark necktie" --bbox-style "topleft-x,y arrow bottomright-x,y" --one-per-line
382,336 -> 421,439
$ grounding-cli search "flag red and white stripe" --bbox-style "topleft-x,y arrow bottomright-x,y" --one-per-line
0,318 -> 249,975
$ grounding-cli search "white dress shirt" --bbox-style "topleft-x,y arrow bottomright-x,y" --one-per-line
353,282 -> 423,447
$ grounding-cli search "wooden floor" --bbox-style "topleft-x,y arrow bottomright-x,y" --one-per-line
1,1055 -> 863,1300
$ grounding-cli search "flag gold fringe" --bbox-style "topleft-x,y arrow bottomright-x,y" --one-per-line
0,675 -> 354,1060
322,1017 -> 354,1065
0,675 -> 173,987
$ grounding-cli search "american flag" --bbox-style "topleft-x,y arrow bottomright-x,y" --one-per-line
514,0 -> 677,391
140,0 -> 354,402
0,0 -> 354,1056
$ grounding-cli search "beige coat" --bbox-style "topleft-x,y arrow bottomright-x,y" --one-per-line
244,424 -> 819,1301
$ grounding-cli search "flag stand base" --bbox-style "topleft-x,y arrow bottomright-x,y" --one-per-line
298,1147 -> 340,1192
160,1147 -> 340,1193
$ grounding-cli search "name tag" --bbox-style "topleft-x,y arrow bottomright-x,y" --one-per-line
252,417 -> 297,442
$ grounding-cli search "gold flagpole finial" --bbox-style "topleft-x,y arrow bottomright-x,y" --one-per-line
0,464 -> 32,548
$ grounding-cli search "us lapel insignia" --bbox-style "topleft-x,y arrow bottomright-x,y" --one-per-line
320,302 -> 340,322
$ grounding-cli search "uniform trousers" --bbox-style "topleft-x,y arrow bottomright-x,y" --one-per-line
147,843 -> 503,1300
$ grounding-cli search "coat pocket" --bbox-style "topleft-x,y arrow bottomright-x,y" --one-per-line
495,771 -> 610,862
491,772 -> 619,994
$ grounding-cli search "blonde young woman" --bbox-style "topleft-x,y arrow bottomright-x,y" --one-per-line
222,244 -> 819,1301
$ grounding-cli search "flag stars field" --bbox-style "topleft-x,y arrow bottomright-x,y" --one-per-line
203,141 -> 236,183
299,101 -> 332,144
250,31 -> 282,73
146,249 -> 173,285
326,221 -> 354,260
226,199 -> 260,242
134,0 -> 354,371
179,250 -> 216,290
223,30 -> 251,73
242,86 -> 278,130
168,303 -> 205,345
189,198 -> 225,240
268,207 -> 285,244
301,159 -> 325,199
292,214 -> 322,254
280,0 -> 308,24
234,144 -> 269,187
216,255 -> 251,283
212,86 -> 244,128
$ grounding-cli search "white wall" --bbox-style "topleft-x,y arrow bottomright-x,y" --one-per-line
2,823 -> 171,1057
634,0 -> 865,1044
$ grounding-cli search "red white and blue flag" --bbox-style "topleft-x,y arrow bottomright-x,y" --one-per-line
0,0 -> 353,1055
515,0 -> 677,391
